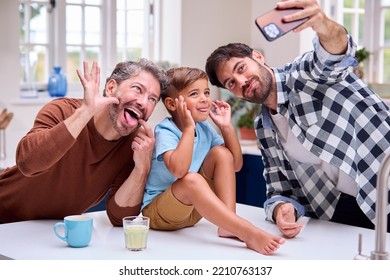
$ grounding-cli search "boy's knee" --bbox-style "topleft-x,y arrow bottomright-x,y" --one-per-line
181,172 -> 208,191
182,172 -> 204,184
172,173 -> 210,205
209,145 -> 234,162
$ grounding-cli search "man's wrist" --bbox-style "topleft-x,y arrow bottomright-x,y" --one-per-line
273,202 -> 298,222
272,202 -> 286,221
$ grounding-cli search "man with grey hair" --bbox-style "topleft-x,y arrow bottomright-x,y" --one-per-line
0,59 -> 168,226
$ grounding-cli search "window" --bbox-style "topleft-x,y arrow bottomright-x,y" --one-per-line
325,0 -> 390,83
359,0 -> 390,83
19,0 -> 50,90
19,0 -> 156,93
380,0 -> 390,83
117,0 -> 153,62
340,0 -> 365,47
65,0 -> 104,84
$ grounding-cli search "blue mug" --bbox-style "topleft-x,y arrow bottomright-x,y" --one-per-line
53,215 -> 93,248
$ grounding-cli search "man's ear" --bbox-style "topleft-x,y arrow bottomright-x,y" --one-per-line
105,79 -> 117,97
163,97 -> 176,111
252,49 -> 265,64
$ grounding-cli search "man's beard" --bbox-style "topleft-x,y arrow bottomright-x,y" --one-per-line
243,62 -> 273,104
108,103 -> 130,137
108,93 -> 141,137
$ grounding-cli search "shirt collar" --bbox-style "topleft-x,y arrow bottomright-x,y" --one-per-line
272,67 -> 289,112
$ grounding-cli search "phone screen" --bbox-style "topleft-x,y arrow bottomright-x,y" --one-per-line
255,8 -> 308,41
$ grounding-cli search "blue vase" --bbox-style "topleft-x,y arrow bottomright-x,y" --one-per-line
48,66 -> 67,97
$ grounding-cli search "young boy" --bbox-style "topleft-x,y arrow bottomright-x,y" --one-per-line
141,67 -> 285,255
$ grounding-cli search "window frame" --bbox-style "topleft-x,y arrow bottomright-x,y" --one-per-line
324,0 -> 389,84
19,0 -> 157,93
51,0 -> 110,91
19,0 -> 52,91
367,1 -> 390,84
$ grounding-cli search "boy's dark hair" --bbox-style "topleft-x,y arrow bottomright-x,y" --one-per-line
205,43 -> 253,88
163,67 -> 208,101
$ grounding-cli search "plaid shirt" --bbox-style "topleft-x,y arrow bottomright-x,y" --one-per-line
256,34 -> 390,223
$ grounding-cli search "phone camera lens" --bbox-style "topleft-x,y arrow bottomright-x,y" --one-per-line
264,23 -> 280,39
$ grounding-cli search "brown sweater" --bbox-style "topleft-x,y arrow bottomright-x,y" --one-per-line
0,98 -> 139,226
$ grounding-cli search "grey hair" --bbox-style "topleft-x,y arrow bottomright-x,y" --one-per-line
103,58 -> 168,97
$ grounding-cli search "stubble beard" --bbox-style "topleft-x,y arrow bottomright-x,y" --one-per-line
246,63 -> 273,105
108,94 -> 139,137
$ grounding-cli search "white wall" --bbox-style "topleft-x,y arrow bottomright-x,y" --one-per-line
160,0 -> 252,69
0,1 -> 19,108
0,0 -> 310,165
159,0 -> 182,65
0,0 -> 35,165
159,0 -> 314,91
181,0 -> 252,69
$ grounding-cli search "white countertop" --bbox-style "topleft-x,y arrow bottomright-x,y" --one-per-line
0,203 -> 388,260
240,140 -> 261,156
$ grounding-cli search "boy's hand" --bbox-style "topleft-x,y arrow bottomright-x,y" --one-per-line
175,96 -> 195,131
209,100 -> 232,129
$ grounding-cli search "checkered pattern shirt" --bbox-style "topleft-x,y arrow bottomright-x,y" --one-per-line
257,34 -> 390,223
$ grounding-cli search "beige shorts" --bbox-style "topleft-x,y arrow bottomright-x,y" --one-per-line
142,168 -> 213,231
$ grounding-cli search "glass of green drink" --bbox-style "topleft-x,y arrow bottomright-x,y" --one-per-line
123,216 -> 150,251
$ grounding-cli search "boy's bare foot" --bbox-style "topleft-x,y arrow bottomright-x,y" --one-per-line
243,228 -> 285,255
218,227 -> 243,241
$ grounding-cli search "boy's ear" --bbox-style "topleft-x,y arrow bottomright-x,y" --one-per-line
163,97 -> 176,111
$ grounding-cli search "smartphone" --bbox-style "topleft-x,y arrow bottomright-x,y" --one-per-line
255,8 -> 308,42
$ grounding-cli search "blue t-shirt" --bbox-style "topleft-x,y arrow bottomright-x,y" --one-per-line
142,117 -> 224,209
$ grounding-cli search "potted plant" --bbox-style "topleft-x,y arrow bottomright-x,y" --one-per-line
237,105 -> 261,140
225,95 -> 261,141
354,47 -> 371,79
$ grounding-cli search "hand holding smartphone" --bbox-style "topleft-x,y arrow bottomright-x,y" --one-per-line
255,8 -> 308,42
